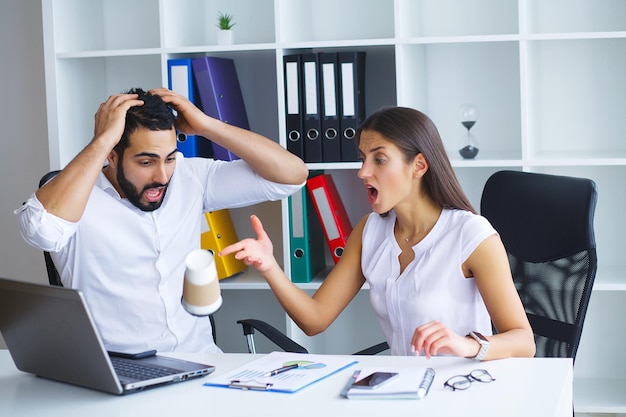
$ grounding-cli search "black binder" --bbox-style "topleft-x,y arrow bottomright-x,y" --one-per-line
283,54 -> 305,159
301,52 -> 323,163
338,51 -> 366,162
318,52 -> 341,163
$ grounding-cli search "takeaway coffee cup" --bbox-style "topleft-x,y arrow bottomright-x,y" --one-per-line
182,249 -> 223,316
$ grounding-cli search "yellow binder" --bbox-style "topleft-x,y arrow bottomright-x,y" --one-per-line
200,209 -> 247,280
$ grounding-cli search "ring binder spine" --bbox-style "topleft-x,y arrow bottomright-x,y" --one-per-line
338,51 -> 366,162
283,54 -> 305,159
301,52 -> 323,163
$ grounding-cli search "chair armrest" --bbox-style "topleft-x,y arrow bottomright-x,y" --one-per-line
353,341 -> 389,355
237,319 -> 308,353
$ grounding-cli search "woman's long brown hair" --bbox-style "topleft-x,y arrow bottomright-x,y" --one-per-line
355,106 -> 476,214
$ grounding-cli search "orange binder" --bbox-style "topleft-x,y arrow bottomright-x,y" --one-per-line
306,174 -> 353,264
200,209 -> 247,280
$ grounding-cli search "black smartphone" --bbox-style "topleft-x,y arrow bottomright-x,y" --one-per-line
351,372 -> 399,389
107,349 -> 157,359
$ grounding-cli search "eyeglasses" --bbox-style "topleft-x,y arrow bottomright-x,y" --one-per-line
443,369 -> 495,391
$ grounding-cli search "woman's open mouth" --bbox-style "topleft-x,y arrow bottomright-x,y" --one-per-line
366,185 -> 378,205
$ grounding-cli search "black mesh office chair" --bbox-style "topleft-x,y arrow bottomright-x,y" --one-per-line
480,170 -> 598,361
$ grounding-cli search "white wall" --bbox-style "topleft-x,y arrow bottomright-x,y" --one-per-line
0,0 -> 50,347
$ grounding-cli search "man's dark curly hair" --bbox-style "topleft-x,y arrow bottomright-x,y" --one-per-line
113,88 -> 176,156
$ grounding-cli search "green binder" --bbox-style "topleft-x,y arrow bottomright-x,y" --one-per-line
288,173 -> 326,283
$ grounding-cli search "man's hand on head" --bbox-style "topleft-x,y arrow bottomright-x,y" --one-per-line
150,88 -> 208,138
93,93 -> 144,149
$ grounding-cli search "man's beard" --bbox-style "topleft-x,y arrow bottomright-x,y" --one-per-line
116,163 -> 169,212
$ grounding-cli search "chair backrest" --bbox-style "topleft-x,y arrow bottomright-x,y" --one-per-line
39,171 -> 63,287
480,170 -> 598,361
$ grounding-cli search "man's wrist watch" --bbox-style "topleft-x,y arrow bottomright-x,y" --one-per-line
467,331 -> 490,361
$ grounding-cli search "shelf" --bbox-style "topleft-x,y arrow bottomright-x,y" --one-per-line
220,265 -> 626,292
56,49 -> 163,59
449,157 -> 524,168
430,153 -> 626,168
219,271 -> 270,290
399,34 -> 523,44
574,377 -> 626,414
524,31 -> 626,41
218,269 -> 370,292
525,157 -> 626,167
51,32 -> 626,59
42,1 -> 626,412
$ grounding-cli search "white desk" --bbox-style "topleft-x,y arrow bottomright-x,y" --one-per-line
0,350 -> 572,417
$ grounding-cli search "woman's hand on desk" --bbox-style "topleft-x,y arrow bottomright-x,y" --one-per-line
410,320 -> 479,359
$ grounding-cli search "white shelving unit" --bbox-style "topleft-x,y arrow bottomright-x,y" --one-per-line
41,0 -> 626,413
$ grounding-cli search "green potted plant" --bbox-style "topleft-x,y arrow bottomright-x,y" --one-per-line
216,12 -> 235,45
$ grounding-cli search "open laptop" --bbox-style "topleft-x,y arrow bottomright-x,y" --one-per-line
0,277 -> 215,394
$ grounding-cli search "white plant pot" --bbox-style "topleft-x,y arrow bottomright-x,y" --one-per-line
216,29 -> 234,45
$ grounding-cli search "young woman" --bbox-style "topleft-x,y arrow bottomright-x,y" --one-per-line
220,106 -> 535,360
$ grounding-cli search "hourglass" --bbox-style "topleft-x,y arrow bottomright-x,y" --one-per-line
458,104 -> 479,159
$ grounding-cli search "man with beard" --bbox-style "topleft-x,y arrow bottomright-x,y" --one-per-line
15,87 -> 308,353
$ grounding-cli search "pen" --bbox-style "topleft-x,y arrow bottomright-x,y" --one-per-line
263,363 -> 299,377
340,370 -> 361,398
417,367 -> 435,399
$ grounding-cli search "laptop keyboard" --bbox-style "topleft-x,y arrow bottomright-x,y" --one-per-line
111,357 -> 178,381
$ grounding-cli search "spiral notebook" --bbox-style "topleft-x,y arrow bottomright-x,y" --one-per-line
345,367 -> 434,400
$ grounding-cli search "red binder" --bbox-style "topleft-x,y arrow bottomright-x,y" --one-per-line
306,174 -> 353,264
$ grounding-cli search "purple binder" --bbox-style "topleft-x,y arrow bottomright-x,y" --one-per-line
192,57 -> 250,161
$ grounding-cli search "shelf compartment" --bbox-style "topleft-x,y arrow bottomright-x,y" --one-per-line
164,49 -> 280,145
205,50 -> 279,141
525,0 -> 626,34
47,0 -> 160,53
397,0 -> 519,38
162,0 -> 275,48
275,45 -> 396,151
51,55 -> 162,168
397,42 -> 522,161
285,45 -> 397,120
525,38 -> 626,161
275,0 -> 395,43
283,169 -> 371,276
